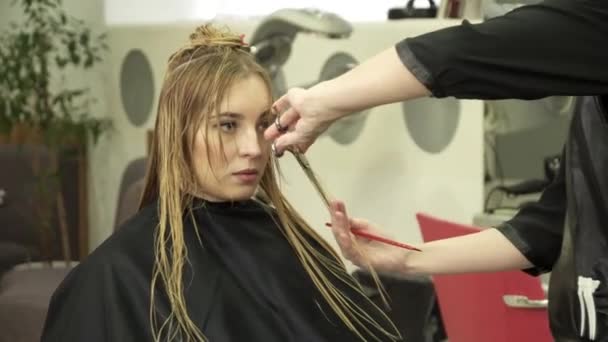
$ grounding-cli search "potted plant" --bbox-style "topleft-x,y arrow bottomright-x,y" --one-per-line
0,0 -> 111,263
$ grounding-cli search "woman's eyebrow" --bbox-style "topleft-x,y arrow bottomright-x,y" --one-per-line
211,110 -> 272,121
213,112 -> 243,119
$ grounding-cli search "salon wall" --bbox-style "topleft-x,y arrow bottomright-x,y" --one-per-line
99,18 -> 484,263
104,0 -> 225,24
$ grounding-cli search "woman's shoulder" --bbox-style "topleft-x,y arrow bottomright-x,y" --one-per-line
77,203 -> 158,276
113,201 -> 159,237
42,205 -> 158,341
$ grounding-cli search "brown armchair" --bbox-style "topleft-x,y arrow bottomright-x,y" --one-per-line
114,157 -> 147,229
0,152 -> 148,342
0,145 -> 53,260
0,144 -> 73,342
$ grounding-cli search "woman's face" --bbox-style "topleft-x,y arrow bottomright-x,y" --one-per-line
193,75 -> 273,202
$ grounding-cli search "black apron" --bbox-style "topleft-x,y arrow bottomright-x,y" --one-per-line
549,96 -> 608,341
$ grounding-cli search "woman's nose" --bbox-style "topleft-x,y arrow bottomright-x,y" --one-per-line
237,128 -> 263,158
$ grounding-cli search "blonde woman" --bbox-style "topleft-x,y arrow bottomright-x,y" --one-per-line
41,25 -> 400,342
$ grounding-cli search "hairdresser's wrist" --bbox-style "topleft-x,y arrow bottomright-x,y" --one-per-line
307,80 -> 353,123
399,248 -> 425,276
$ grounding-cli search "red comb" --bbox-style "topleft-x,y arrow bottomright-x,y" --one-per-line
325,222 -> 421,252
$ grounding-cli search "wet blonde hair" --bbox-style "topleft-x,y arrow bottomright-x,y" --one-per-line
139,24 -> 400,342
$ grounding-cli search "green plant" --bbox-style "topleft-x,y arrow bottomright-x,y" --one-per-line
0,0 -> 111,144
0,0 -> 111,262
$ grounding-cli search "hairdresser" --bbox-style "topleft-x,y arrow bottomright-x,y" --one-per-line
265,0 -> 608,340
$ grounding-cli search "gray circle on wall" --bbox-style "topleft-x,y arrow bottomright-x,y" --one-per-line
120,49 -> 155,127
321,52 -> 368,145
403,97 -> 460,154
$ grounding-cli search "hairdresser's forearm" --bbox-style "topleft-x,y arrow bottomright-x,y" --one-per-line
310,47 -> 431,116
404,228 -> 533,275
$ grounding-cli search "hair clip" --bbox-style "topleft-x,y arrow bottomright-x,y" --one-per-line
239,34 -> 249,47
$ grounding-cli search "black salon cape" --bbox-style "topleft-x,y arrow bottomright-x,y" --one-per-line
41,199 -> 397,342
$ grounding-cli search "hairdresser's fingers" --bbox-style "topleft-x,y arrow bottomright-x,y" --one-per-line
272,90 -> 297,114
330,202 -> 357,260
272,130 -> 314,155
349,217 -> 377,233
277,107 -> 301,131
265,110 -> 298,142
265,91 -> 302,140
331,200 -> 351,222
330,201 -> 351,245
333,212 -> 359,262
329,200 -> 343,215
335,200 -> 347,215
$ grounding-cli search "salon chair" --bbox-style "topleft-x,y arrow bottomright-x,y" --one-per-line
417,213 -> 552,342
114,157 -> 147,228
0,144 -> 73,342
0,145 -> 52,259
0,151 -> 148,342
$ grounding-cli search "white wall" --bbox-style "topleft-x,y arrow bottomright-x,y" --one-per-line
105,0 -> 213,24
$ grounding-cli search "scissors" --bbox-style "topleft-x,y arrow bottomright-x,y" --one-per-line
272,142 -> 421,252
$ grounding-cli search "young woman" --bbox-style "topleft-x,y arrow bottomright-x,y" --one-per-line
41,25 -> 400,342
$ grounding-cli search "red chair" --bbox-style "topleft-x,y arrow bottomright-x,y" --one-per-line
416,213 -> 553,342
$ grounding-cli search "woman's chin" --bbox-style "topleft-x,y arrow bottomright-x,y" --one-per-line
225,187 -> 258,201
194,183 -> 259,202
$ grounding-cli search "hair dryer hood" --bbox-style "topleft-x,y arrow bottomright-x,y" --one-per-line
250,8 -> 353,73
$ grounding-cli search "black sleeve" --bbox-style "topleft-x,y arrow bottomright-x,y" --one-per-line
494,150 -> 566,275
396,0 -> 608,100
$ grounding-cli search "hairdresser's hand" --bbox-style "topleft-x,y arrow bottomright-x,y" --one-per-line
329,201 -> 409,275
265,83 -> 347,155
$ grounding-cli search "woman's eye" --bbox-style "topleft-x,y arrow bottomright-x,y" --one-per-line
257,117 -> 273,131
220,121 -> 237,132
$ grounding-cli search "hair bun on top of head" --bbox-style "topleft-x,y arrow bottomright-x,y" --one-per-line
189,24 -> 250,51
167,24 -> 250,68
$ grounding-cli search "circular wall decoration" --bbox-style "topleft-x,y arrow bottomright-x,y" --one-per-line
120,49 -> 155,127
402,97 -> 460,154
321,52 -> 368,145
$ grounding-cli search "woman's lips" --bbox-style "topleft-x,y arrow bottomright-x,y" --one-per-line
232,169 -> 259,183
